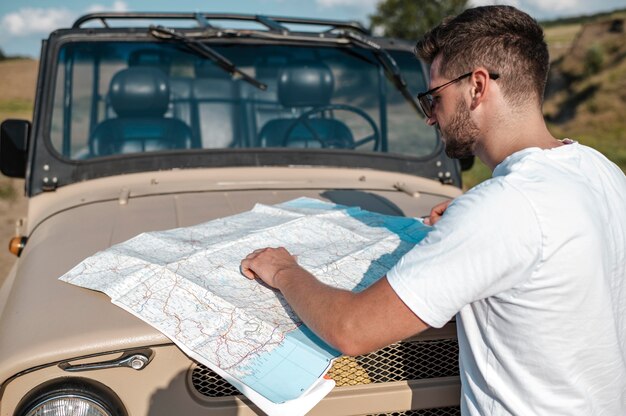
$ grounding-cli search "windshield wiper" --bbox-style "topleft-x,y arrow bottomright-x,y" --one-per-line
335,30 -> 424,118
149,25 -> 267,91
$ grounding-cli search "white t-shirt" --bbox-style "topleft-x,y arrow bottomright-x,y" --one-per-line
387,142 -> 626,415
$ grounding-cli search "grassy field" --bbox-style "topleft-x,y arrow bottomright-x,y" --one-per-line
0,59 -> 37,121
544,23 -> 583,62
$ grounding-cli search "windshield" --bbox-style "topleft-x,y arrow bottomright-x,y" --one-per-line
50,41 -> 437,160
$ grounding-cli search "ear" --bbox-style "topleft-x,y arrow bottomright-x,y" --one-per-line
469,68 -> 491,110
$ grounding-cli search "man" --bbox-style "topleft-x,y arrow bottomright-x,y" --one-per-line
241,6 -> 626,415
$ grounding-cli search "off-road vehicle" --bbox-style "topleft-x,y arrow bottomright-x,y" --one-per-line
0,12 -> 465,416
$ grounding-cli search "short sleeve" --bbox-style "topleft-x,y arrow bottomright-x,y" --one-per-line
387,178 -> 542,328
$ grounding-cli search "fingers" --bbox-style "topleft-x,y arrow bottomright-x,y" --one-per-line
424,199 -> 453,226
240,259 -> 257,280
423,217 -> 433,226
240,247 -> 294,286
241,249 -> 266,280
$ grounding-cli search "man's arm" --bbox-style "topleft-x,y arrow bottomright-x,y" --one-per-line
241,247 -> 429,356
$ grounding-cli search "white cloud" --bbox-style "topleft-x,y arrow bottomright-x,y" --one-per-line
525,0 -> 582,13
1,7 -> 76,36
1,1 -> 129,37
87,0 -> 129,13
316,0 -> 378,9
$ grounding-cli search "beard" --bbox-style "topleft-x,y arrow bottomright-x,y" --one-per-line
439,98 -> 480,159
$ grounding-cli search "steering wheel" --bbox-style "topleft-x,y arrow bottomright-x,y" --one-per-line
281,104 -> 381,151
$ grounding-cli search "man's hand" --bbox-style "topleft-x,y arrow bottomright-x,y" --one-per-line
240,247 -> 301,289
423,199 -> 452,226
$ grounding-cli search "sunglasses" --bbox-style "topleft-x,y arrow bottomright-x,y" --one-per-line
417,72 -> 500,119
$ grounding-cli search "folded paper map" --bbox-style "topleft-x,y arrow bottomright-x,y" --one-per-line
60,197 -> 430,415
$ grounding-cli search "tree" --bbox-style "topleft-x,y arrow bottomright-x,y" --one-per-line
369,0 -> 468,40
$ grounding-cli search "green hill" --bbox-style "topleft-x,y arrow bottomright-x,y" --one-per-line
545,12 -> 626,167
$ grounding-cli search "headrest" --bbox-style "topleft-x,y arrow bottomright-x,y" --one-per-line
277,61 -> 334,107
110,67 -> 170,117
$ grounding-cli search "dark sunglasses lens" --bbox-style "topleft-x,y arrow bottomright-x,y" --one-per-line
418,95 -> 432,118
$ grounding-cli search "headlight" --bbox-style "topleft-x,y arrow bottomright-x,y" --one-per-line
16,378 -> 126,416
23,394 -> 111,416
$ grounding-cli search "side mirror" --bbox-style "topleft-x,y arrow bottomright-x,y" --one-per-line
459,155 -> 475,171
0,119 -> 30,178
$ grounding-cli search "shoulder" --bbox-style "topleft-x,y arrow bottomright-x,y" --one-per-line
424,175 -> 543,259
414,177 -> 541,252
448,176 -> 537,223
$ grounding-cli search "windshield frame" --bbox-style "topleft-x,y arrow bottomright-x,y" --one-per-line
27,28 -> 453,196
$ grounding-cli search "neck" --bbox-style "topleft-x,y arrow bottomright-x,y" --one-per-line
474,105 -> 560,171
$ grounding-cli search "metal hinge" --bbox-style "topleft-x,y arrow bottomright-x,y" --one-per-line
59,349 -> 154,372
41,164 -> 58,191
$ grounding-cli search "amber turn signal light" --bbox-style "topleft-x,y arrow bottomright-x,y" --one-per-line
9,236 -> 27,257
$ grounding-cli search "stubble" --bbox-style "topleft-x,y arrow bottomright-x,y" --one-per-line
440,98 -> 480,159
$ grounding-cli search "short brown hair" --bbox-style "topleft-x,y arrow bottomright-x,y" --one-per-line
415,6 -> 549,107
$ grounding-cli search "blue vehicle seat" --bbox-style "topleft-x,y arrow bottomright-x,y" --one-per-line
257,61 -> 354,148
90,67 -> 193,156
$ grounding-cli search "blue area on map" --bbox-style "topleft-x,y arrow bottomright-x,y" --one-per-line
238,326 -> 340,403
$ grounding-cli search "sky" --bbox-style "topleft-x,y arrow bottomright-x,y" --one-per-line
1,0 -> 624,58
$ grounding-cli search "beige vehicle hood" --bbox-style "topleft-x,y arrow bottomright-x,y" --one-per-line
0,167 -> 460,384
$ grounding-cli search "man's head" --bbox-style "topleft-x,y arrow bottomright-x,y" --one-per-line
415,6 -> 549,158
416,6 -> 549,109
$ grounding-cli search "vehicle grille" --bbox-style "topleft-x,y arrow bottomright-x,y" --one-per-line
327,338 -> 459,386
191,365 -> 241,398
191,338 -> 459,397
